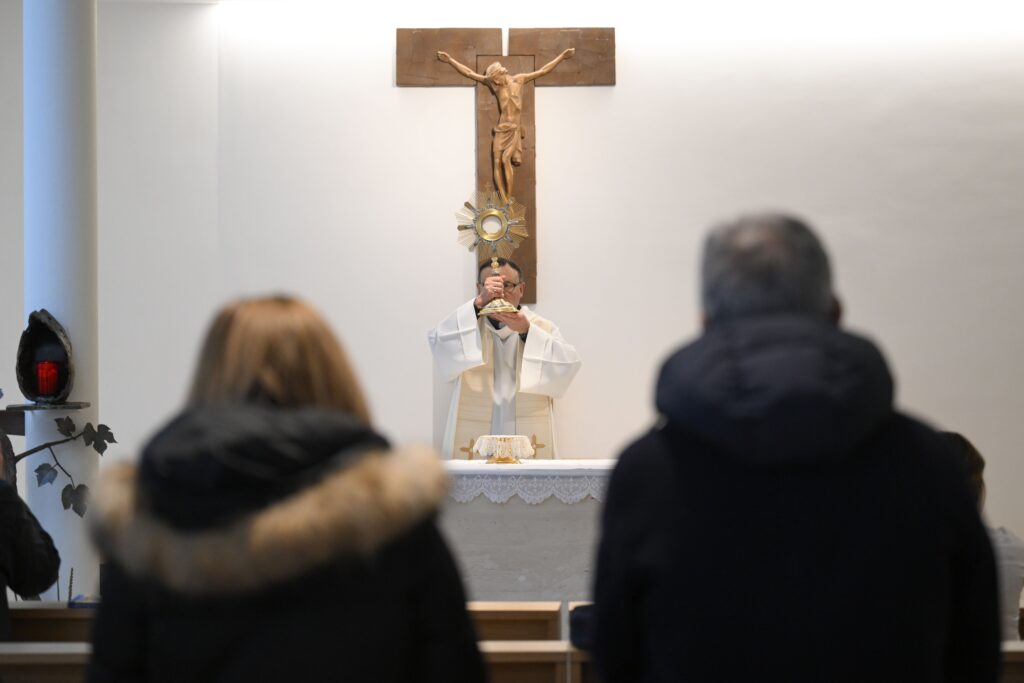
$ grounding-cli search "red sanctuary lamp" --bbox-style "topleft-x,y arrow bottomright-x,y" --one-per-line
36,361 -> 61,397
2,309 -> 91,488
15,309 -> 80,405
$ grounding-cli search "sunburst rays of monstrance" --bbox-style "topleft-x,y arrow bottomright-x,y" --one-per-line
455,190 -> 529,318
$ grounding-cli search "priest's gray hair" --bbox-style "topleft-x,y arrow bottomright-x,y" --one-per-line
701,212 -> 834,323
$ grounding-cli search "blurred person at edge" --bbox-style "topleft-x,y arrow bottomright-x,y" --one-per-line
0,476 -> 59,639
942,430 -> 1024,641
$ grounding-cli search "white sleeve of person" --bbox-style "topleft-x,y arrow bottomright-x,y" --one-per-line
519,318 -> 581,398
428,299 -> 484,382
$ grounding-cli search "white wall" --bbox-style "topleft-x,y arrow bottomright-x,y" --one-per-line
0,0 -> 23,489
1,0 -> 1023,530
96,2 -> 222,458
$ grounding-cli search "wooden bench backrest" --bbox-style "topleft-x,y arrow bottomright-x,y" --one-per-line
0,642 -> 90,683
8,604 -> 92,643
468,601 -> 562,640
11,600 -> 565,643
5,641 -> 1024,683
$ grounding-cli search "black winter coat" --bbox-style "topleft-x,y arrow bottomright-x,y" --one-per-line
593,315 -> 1000,683
87,404 -> 485,683
0,480 -> 60,639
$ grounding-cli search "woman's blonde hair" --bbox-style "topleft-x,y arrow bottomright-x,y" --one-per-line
187,295 -> 371,423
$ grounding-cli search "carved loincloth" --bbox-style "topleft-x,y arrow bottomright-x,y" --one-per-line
492,123 -> 524,165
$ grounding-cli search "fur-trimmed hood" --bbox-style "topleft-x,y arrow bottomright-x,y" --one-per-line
90,404 -> 448,596
92,445 -> 447,596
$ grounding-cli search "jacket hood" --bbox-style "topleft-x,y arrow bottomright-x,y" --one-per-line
656,315 -> 894,465
138,403 -> 389,530
90,404 -> 448,595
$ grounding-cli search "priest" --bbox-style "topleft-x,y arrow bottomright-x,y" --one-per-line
429,258 -> 581,458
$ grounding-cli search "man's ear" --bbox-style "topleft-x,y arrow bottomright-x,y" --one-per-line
829,295 -> 843,325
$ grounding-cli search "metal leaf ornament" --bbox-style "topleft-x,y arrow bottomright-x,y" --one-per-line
55,417 -> 76,438
35,463 -> 59,487
61,483 -> 89,517
82,423 -> 116,455
12,416 -> 117,517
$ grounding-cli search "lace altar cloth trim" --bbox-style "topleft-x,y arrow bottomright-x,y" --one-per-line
445,460 -> 614,505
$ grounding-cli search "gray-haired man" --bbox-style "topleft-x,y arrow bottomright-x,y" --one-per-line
592,212 -> 1000,682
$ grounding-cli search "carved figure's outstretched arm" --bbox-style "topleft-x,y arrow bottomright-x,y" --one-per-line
521,48 -> 575,82
437,51 -> 488,84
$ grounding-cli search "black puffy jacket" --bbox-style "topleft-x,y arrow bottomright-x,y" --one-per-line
0,480 -> 60,639
593,315 -> 1000,683
88,403 -> 485,683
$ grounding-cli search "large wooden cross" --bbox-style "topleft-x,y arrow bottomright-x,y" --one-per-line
397,28 -> 615,303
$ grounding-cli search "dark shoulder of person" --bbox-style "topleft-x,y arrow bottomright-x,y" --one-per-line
0,479 -> 20,502
875,414 -> 979,501
0,479 -> 60,596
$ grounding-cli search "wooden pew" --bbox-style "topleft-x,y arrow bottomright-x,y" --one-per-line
468,601 -> 561,640
12,600 -> 563,643
0,641 -> 586,683
493,641 -> 1024,683
8,603 -> 93,642
0,642 -> 89,683
1005,642 -> 1024,683
573,645 -> 597,683
2,640 -> 1022,683
480,640 -> 579,683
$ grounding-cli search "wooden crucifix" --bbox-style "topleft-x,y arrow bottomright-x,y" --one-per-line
396,28 -> 615,303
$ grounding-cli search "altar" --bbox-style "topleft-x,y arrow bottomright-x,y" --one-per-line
439,459 -> 615,602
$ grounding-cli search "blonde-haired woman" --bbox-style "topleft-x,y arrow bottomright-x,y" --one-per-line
88,296 -> 485,682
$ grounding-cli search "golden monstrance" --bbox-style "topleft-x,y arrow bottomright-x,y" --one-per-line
454,190 -> 529,318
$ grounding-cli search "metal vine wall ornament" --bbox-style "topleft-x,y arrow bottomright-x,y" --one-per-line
0,416 -> 117,517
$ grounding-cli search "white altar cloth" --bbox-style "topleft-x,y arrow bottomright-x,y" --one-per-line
445,459 -> 615,505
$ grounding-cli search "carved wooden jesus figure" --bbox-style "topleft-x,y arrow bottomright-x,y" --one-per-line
438,48 -> 575,205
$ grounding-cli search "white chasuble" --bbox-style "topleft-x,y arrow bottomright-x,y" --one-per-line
428,299 -> 582,459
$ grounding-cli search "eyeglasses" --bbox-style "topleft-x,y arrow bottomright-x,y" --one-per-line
478,281 -> 523,291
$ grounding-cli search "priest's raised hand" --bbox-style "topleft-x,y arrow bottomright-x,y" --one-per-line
475,273 -> 508,308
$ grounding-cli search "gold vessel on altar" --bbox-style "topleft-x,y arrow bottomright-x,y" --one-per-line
472,435 -> 535,464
